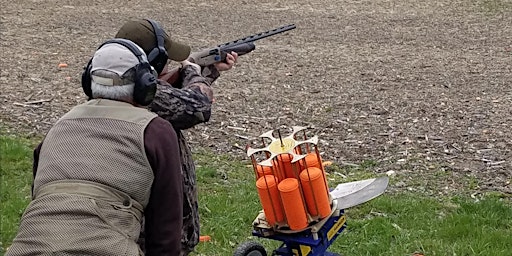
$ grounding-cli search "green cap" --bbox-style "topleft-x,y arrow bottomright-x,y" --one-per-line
115,19 -> 191,62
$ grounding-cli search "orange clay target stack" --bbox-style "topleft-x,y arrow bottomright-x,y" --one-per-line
233,126 -> 390,256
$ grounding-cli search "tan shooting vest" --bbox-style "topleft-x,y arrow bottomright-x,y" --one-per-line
7,99 -> 157,256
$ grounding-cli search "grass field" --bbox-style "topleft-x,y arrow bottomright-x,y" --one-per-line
0,134 -> 37,255
1,134 -> 511,256
192,150 -> 512,256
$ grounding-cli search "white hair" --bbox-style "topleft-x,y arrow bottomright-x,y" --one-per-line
91,82 -> 134,101
90,69 -> 135,101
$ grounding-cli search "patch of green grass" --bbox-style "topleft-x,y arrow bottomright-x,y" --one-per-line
331,195 -> 512,256
0,135 -> 38,252
194,179 -> 512,256
1,136 -> 511,256
192,152 -> 512,256
325,160 -> 379,185
465,174 -> 480,190
193,150 -> 281,255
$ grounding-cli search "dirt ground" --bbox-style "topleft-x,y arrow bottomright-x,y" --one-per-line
1,0 -> 511,196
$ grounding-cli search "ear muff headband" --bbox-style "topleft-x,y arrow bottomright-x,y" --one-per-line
100,38 -> 146,62
146,19 -> 168,74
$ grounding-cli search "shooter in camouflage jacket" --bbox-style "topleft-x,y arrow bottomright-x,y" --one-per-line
149,62 -> 219,255
115,19 -> 238,255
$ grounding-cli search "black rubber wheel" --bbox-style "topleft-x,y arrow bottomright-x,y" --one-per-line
233,241 -> 267,256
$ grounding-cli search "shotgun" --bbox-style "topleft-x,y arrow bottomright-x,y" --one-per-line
189,24 -> 296,66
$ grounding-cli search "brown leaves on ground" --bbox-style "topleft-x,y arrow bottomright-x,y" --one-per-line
1,0 -> 511,197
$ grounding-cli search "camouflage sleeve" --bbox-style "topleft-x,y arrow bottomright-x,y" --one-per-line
148,65 -> 213,130
170,64 -> 220,88
201,64 -> 220,85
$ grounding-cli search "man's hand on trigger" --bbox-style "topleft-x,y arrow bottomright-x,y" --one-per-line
214,51 -> 238,72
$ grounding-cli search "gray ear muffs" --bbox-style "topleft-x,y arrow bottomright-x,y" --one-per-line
81,38 -> 157,106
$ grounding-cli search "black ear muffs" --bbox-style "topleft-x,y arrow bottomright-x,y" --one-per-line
145,19 -> 169,74
81,38 -> 157,106
81,58 -> 93,99
133,61 -> 158,106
